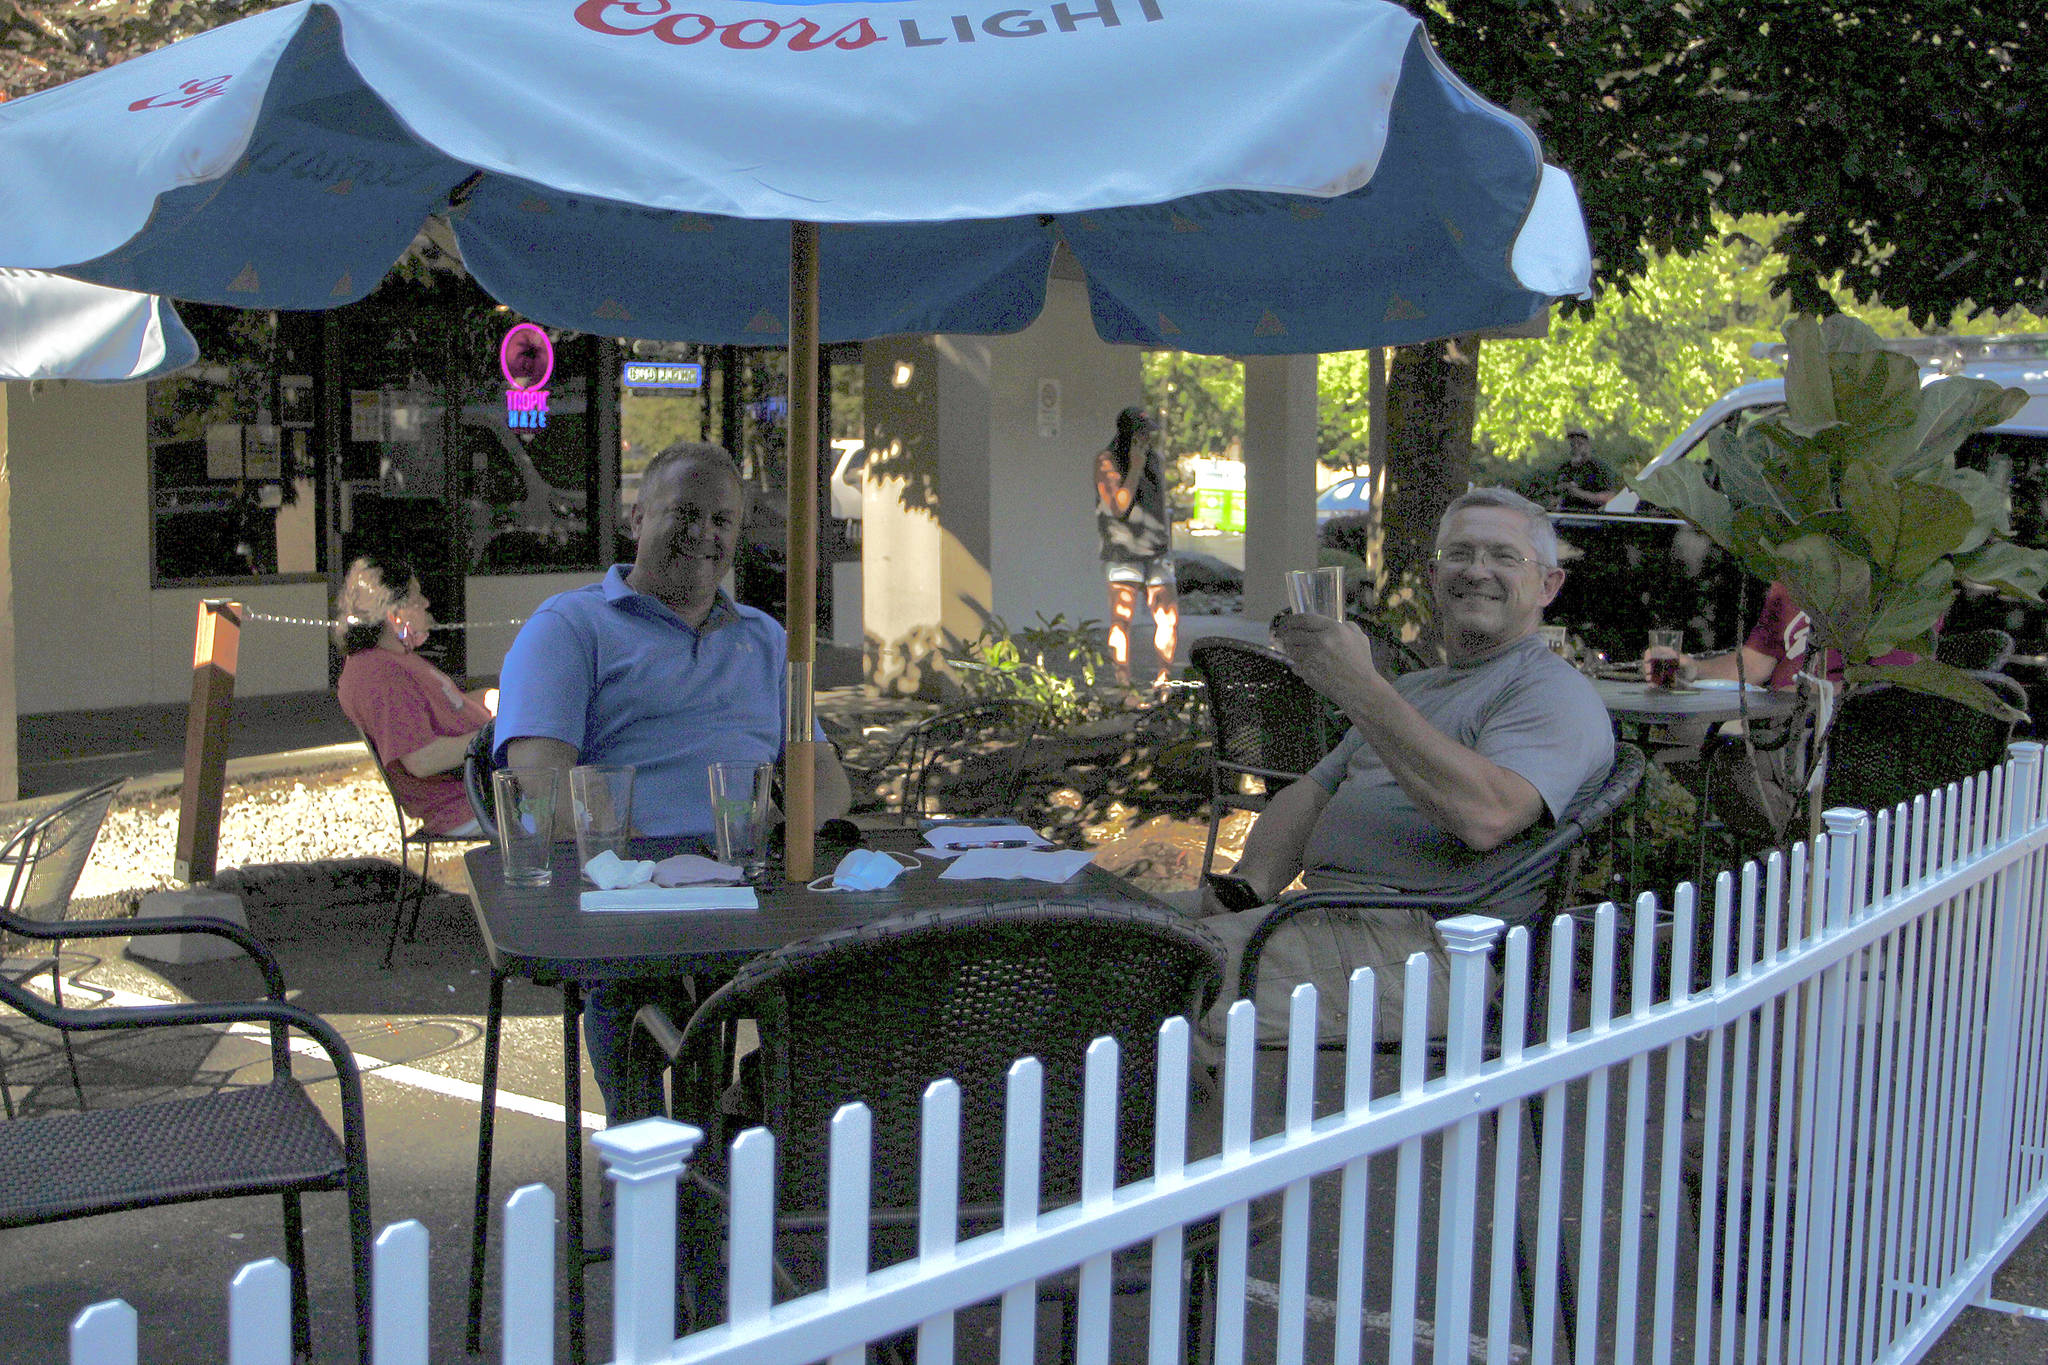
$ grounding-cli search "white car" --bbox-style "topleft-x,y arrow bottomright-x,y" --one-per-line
1608,335 -> 2048,514
830,438 -> 867,521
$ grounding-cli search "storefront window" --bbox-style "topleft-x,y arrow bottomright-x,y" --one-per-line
147,306 -> 321,584
335,274 -> 606,578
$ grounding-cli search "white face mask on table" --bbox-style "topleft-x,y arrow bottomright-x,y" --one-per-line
810,847 -> 917,892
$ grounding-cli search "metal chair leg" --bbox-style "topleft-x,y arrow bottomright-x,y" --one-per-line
49,964 -> 86,1108
380,841 -> 416,968
283,1191 -> 313,1361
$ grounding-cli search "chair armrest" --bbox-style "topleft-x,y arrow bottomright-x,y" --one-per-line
3,911 -> 290,1001
0,973 -> 368,1111
631,1002 -> 688,1063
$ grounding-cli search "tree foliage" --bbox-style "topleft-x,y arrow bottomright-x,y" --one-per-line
1427,0 -> 2046,327
0,1 -> 293,100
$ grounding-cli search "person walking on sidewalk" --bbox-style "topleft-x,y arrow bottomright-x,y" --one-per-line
1095,406 -> 1179,690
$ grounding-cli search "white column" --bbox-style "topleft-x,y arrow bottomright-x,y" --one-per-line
1241,354 -> 1320,624
859,284 -> 1141,696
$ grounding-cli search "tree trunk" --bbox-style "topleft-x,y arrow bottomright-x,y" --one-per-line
1377,334 -> 1482,648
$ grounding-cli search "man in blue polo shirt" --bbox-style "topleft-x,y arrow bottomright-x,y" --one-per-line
495,439 -> 851,1119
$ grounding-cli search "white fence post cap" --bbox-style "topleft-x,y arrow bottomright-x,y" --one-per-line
593,1116 -> 702,1176
1437,914 -> 1505,950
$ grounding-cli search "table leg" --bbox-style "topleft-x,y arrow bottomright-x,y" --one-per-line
564,980 -> 587,1365
466,970 -> 507,1354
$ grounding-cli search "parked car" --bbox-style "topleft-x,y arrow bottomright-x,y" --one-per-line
1316,474 -> 1373,524
830,438 -> 866,521
1567,334 -> 2048,701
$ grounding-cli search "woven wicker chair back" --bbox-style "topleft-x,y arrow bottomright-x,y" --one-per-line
1822,679 -> 2021,817
691,901 -> 1224,1214
902,699 -> 1044,819
1188,639 -> 1333,778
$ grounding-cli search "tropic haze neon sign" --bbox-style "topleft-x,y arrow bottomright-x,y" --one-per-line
501,323 -> 554,429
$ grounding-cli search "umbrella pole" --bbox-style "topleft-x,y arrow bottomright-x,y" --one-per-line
784,219 -> 821,882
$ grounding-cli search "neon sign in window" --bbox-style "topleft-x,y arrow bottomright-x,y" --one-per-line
501,323 -> 554,429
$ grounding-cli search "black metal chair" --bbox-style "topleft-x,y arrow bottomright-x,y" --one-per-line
1935,627 -> 2015,673
0,909 -> 372,1364
463,717 -> 499,838
354,725 -> 488,968
635,900 -> 1230,1347
1819,675 -> 2026,818
1235,743 -> 1648,1017
0,777 -> 127,1116
894,698 -> 1045,821
1186,638 -> 1341,881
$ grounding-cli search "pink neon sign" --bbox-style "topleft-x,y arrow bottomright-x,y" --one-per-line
500,324 -> 553,428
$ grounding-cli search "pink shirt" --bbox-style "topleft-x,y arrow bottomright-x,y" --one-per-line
1745,582 -> 1921,689
338,648 -> 492,833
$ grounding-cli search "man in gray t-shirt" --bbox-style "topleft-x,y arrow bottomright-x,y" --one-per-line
1203,487 -> 1613,1041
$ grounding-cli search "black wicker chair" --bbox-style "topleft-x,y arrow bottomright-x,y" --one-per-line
0,911 -> 372,1364
1186,638 -> 1341,881
463,717 -> 499,838
1934,628 -> 2015,673
635,900 -> 1229,1347
354,726 -> 488,967
0,777 -> 126,1116
895,698 -> 1045,821
1819,675 -> 2026,819
1235,743 -> 1648,1018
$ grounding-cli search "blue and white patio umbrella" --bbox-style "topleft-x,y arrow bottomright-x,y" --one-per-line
0,0 -> 1588,351
0,270 -> 196,382
0,0 -> 1591,866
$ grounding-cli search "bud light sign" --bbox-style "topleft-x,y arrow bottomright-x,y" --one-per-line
501,324 -> 554,429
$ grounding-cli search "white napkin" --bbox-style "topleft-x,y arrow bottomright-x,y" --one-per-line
653,853 -> 747,886
580,886 -> 760,912
938,848 -> 1097,883
581,849 -> 657,889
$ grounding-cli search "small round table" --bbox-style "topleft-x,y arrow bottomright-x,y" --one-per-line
1593,677 -> 1802,895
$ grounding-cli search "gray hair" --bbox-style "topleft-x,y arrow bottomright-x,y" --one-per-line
1437,487 -> 1559,568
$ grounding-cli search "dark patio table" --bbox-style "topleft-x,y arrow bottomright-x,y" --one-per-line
460,829 -> 1171,1363
1593,676 -> 1798,734
1593,676 -> 1800,895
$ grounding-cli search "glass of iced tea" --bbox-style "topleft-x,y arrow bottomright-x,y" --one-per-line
1645,628 -> 1685,689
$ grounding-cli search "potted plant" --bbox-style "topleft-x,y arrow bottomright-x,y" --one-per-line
1632,313 -> 2048,833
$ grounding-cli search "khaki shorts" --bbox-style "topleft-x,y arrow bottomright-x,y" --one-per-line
1199,900 -> 1454,1048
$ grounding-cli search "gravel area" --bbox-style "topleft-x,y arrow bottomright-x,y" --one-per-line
75,759 -> 407,909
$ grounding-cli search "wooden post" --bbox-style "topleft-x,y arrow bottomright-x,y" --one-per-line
175,599 -> 241,884
784,221 -> 821,882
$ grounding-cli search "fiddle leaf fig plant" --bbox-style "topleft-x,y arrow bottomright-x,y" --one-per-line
1633,313 -> 2048,717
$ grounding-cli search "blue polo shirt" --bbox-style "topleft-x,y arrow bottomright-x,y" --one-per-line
494,566 -> 816,838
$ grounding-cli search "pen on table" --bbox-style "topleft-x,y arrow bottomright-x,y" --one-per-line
950,839 -> 1034,850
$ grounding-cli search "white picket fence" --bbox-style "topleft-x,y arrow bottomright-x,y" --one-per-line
69,743 -> 2048,1365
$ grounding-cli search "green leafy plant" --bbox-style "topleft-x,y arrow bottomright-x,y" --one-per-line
1632,313 -> 2048,717
951,613 -> 1116,727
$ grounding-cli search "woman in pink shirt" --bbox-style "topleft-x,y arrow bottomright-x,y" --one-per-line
334,554 -> 496,835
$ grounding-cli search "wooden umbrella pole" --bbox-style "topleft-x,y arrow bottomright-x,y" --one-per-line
784,219 -> 821,882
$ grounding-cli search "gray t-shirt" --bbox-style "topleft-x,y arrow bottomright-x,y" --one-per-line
1299,634 -> 1614,914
